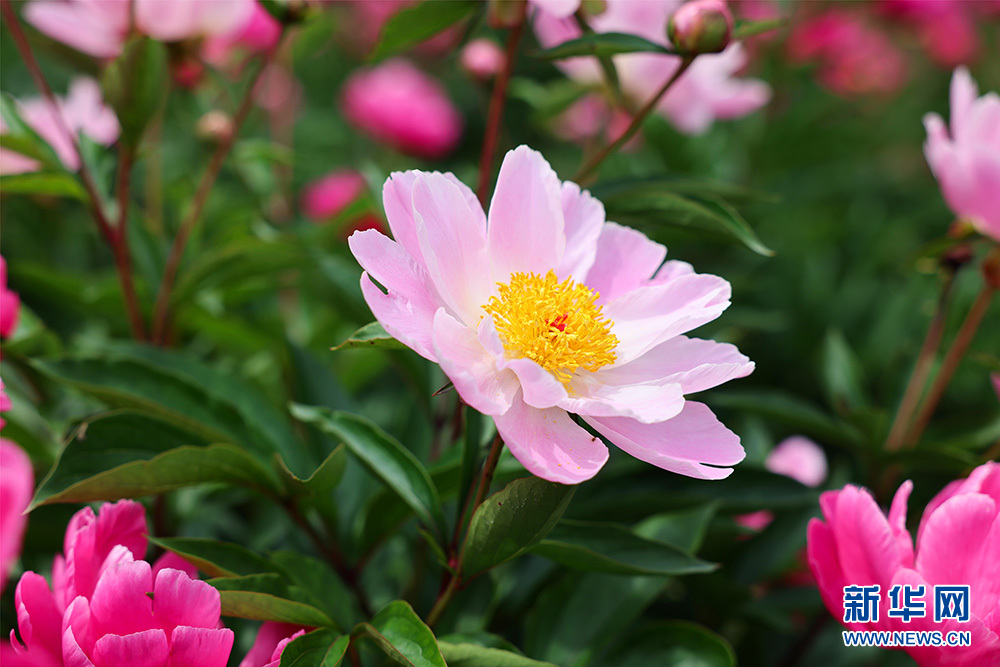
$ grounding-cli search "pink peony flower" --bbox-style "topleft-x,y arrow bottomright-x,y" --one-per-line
341,59 -> 463,160
533,0 -> 770,135
878,0 -> 982,68
1,255 -> 21,339
923,67 -> 1000,241
24,0 -> 256,59
0,78 -> 119,175
460,39 -> 506,80
786,10 -> 908,97
240,622 -> 307,667
0,437 -> 33,594
807,462 -> 1000,665
735,435 -> 827,530
203,0 -> 282,65
348,146 -> 752,484
8,499 -> 206,665
301,170 -> 366,222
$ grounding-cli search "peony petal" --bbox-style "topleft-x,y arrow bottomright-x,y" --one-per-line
13,572 -> 62,654
63,597 -> 96,667
806,518 -> 853,629
432,310 -> 518,416
63,500 -> 148,604
603,273 -> 731,363
151,568 -> 220,635
766,436 -> 828,488
239,622 -> 305,667
555,181 -> 605,281
596,335 -> 753,394
584,222 -> 666,304
23,1 -> 126,58
487,146 -> 566,282
586,401 -> 744,480
88,557 -> 154,638
500,358 -> 568,409
493,393 -> 609,484
151,551 -> 197,580
91,628 -> 169,667
531,0 -> 582,19
169,626 -> 234,667
559,379 -> 684,424
413,173 -> 493,324
950,66 -> 978,142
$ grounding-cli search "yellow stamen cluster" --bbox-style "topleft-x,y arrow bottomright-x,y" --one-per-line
483,270 -> 618,384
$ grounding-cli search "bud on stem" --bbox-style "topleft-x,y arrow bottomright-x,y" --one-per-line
668,0 -> 733,55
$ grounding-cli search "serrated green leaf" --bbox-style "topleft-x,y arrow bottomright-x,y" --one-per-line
462,477 -> 574,578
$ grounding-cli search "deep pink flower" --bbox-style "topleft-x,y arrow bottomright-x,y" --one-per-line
787,10 -> 908,97
533,0 -> 770,135
807,463 -> 1000,665
8,500 -> 205,665
24,0 -> 256,59
924,67 -> 1000,241
301,170 -> 366,222
341,60 -> 463,160
240,622 -> 306,667
203,0 -> 282,65
0,438 -> 33,594
1,255 -> 20,339
878,0 -> 982,67
0,78 -> 119,175
460,39 -> 506,80
349,146 -> 752,484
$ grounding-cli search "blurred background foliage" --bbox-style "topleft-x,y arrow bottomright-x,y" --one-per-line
1,1 -> 998,666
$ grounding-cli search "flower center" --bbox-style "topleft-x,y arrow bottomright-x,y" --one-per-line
483,270 -> 618,384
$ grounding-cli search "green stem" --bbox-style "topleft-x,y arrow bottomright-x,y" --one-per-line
573,56 -> 695,184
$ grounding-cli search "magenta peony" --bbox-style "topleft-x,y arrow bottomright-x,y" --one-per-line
807,463 -> 1000,665
240,622 -> 307,667
923,67 -> 1000,241
348,146 -> 752,484
0,431 -> 33,593
341,60 -> 463,160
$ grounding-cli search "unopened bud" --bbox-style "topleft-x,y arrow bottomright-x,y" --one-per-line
668,0 -> 733,55
196,111 -> 233,144
488,0 -> 527,29
460,39 -> 506,80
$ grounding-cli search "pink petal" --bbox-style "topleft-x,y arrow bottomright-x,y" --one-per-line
560,377 -> 684,423
91,628 -> 169,667
88,557 -> 154,638
151,568 -> 220,635
500,358 -> 568,409
12,572 -> 62,653
1,440 -> 34,592
584,222 -> 666,305
23,1 -> 126,58
63,597 -> 96,667
602,273 -> 731,364
239,622 -> 305,667
918,462 -> 1000,545
530,0 -> 582,19
766,436 -> 828,488
492,393 -> 609,484
806,518 -> 852,628
555,182 -> 605,281
169,626 -> 234,667
350,229 -> 442,361
586,401 -> 744,480
62,500 -> 148,605
887,479 -> 913,557
950,66 -> 979,142
431,310 -> 518,416
487,146 -> 566,282
151,551 -> 197,580
596,335 -> 753,394
413,173 -> 493,324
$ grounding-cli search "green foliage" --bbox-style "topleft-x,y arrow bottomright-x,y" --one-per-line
100,37 -> 167,146
533,32 -> 677,60
371,0 -> 479,60
354,601 -> 446,667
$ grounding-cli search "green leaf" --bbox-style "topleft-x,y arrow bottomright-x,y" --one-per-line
372,0 -> 477,60
533,32 -> 676,60
280,630 -> 350,667
0,93 -> 62,168
821,329 -> 870,413
291,405 -> 447,540
210,574 -> 335,626
277,445 -> 348,503
532,520 -> 716,576
462,477 -> 575,578
634,502 -> 719,553
149,536 -> 280,578
0,172 -> 87,200
439,643 -> 558,667
270,551 -> 361,631
709,390 -> 863,449
101,36 -> 167,145
599,621 -> 735,667
31,412 -> 280,509
354,601 -> 446,667
600,188 -> 773,256
34,344 -> 312,476
331,322 -> 405,351
732,18 -> 785,41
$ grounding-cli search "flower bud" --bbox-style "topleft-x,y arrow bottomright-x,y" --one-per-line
196,111 -> 233,144
460,39 -> 506,80
580,0 -> 607,17
668,0 -> 733,55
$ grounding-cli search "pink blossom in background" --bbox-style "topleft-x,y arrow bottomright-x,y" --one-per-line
553,94 -> 638,151
203,0 -> 282,65
341,59 -> 463,160
529,0 -> 581,19
533,0 -> 771,135
24,0 -> 256,59
344,0 -> 460,57
240,622 -> 307,667
923,67 -> 1000,241
349,146 -> 753,484
460,39 -> 506,80
878,0 -> 984,67
7,499 -> 204,665
0,78 -> 119,175
1,255 -> 21,339
301,170 -> 366,222
736,435 -> 827,531
0,437 -> 33,594
807,462 -> 1000,665
787,9 -> 908,97
992,373 -> 1000,401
